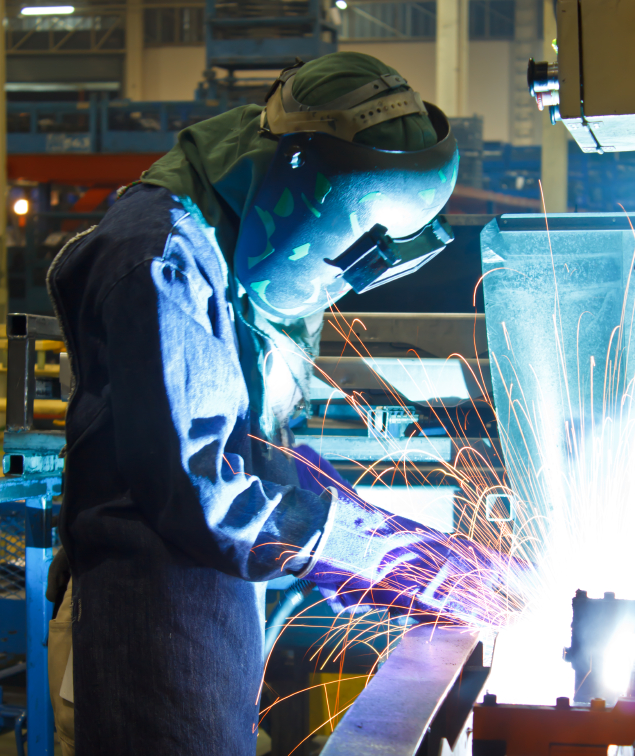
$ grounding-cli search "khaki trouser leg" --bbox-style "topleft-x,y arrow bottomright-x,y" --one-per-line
48,577 -> 75,756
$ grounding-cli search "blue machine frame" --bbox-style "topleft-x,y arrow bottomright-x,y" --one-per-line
0,314 -> 66,755
102,99 -> 222,153
205,0 -> 337,72
8,99 -> 222,155
8,99 -> 98,155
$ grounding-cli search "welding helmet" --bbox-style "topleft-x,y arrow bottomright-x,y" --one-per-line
234,63 -> 459,319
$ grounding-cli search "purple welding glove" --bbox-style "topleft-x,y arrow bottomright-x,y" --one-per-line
294,445 -> 528,626
294,443 -> 357,501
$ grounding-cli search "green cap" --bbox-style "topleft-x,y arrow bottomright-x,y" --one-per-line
290,51 -> 438,151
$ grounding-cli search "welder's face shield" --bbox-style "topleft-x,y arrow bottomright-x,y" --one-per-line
234,103 -> 459,319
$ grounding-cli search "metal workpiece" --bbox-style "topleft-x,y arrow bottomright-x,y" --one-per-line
293,432 -> 453,463
320,313 -> 488,361
321,625 -> 488,756
473,697 -> 635,756
314,312 -> 491,410
294,433 -> 500,469
313,357 -> 491,407
563,590 -> 635,704
7,314 -> 62,341
6,314 -> 63,431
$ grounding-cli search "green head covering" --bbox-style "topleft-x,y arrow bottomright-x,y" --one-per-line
141,51 -> 437,250
290,51 -> 437,151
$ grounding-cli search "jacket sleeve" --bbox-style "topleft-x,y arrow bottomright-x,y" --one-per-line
99,217 -> 332,581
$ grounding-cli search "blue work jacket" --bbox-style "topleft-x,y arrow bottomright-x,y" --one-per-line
47,184 -> 332,755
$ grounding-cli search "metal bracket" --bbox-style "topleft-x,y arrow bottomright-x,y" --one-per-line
6,314 -> 63,432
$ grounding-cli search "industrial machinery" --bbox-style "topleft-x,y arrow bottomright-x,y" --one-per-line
307,206 -> 635,754
473,695 -> 635,756
315,623 -> 635,756
10,1 -> 635,753
564,591 -> 635,705
292,312 -> 500,546
480,213 -> 635,531
197,0 -> 337,106
468,589 -> 635,756
527,0 -> 635,153
317,580 -> 635,756
307,587 -> 635,756
0,314 -> 65,756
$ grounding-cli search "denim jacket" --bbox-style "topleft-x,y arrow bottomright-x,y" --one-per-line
47,183 -> 332,755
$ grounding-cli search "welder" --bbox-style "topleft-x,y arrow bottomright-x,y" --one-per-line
45,52 -> 505,755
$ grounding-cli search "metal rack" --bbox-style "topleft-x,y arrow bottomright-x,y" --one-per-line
0,313 -> 66,756
8,99 -> 99,155
8,98 -> 221,155
206,0 -> 337,71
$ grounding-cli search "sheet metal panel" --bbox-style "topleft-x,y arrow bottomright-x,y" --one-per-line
321,625 -> 480,756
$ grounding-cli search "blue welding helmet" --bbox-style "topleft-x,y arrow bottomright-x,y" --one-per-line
234,69 -> 459,319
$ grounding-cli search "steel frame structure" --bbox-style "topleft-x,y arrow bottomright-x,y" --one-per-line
0,313 -> 65,756
6,12 -> 125,55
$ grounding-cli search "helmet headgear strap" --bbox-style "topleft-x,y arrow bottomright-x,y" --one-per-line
262,67 -> 428,141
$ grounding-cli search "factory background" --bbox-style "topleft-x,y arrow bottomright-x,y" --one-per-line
0,1 -> 631,755
2,0 -> 630,320
6,0 -> 529,140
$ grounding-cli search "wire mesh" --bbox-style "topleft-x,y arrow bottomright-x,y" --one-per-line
0,509 -> 60,600
0,511 -> 26,600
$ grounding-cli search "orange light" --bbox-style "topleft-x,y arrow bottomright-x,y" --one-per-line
13,199 -> 29,215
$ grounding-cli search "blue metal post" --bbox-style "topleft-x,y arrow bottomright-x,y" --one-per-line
25,495 -> 54,756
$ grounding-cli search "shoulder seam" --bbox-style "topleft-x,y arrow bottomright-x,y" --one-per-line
46,225 -> 99,406
99,211 -> 192,309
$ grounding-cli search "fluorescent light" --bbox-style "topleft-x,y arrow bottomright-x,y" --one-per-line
335,0 -> 347,8
21,5 -> 74,15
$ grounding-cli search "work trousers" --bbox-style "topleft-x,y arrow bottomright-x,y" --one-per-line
48,577 -> 75,756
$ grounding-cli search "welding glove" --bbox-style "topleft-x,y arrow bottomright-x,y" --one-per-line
294,444 -> 528,625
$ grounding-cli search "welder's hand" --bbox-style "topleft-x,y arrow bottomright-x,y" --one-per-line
294,445 -> 529,624
293,443 -> 357,501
